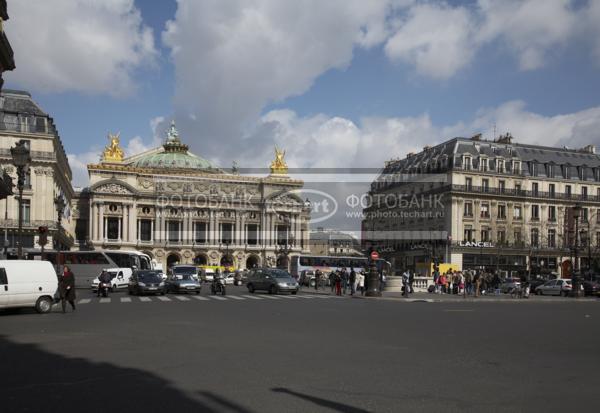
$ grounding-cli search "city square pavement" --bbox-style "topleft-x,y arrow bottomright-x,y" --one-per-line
1,286 -> 599,412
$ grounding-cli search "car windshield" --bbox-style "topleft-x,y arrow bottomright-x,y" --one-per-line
268,270 -> 292,279
173,274 -> 195,281
137,271 -> 162,282
173,267 -> 197,276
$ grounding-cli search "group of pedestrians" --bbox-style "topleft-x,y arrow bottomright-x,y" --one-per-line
312,268 -> 367,296
430,269 -> 503,297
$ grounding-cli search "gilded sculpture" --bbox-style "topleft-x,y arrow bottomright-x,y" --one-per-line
102,132 -> 125,162
270,146 -> 288,175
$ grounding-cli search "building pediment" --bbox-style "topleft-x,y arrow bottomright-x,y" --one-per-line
91,179 -> 137,196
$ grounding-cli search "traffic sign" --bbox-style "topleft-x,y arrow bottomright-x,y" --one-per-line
370,251 -> 379,260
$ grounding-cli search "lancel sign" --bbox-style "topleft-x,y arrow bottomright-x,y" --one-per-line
458,241 -> 494,248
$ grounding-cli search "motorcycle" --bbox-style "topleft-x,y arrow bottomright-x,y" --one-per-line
211,276 -> 226,295
99,281 -> 111,297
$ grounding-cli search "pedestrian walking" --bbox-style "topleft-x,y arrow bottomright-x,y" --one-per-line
408,271 -> 414,294
349,269 -> 356,295
315,269 -> 322,291
329,272 -> 336,293
402,270 -> 410,297
335,271 -> 342,296
358,271 -> 365,295
59,265 -> 76,313
341,268 -> 348,295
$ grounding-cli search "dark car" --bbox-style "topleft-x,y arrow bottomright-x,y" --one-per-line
246,268 -> 299,295
582,280 -> 600,296
128,270 -> 166,296
529,278 -> 549,294
166,273 -> 201,294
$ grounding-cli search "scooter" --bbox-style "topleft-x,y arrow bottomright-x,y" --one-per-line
99,281 -> 111,297
211,276 -> 226,295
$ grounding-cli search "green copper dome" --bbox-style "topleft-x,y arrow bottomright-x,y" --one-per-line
131,121 -> 219,171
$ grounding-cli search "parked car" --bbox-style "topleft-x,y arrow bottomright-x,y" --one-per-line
582,280 -> 600,296
246,268 -> 299,295
91,268 -> 132,292
0,260 -> 58,314
529,278 -> 548,294
128,270 -> 166,296
165,273 -> 201,294
536,279 -> 572,296
500,278 -> 521,294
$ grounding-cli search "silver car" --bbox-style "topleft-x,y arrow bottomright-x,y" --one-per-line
536,279 -> 572,296
246,268 -> 299,295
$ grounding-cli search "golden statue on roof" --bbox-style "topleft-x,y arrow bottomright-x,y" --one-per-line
102,132 -> 124,162
270,146 -> 288,175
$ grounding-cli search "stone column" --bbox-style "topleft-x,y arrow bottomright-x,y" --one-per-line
154,209 -> 160,242
209,210 -> 215,245
240,213 -> 246,246
182,210 -> 188,244
129,204 -> 137,243
235,213 -> 241,246
98,203 -> 104,242
117,217 -> 122,241
123,206 -> 129,242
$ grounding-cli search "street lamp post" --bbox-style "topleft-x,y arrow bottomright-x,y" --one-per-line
572,204 -> 582,297
11,140 -> 31,259
276,232 -> 294,271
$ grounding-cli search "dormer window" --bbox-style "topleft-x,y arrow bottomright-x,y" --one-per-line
497,159 -> 504,173
480,158 -> 488,172
547,164 -> 554,178
464,156 -> 472,170
513,161 -> 521,174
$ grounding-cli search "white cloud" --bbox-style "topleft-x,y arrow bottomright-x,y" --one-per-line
67,150 -> 101,190
162,0 -> 398,157
384,0 -> 590,78
5,0 -> 156,95
384,3 -> 477,79
477,0 -> 577,70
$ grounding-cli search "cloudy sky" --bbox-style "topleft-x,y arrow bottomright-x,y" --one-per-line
4,0 -> 600,195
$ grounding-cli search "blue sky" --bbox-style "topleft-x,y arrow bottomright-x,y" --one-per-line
4,0 -> 600,189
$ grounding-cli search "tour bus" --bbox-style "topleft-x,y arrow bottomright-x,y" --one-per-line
289,255 -> 392,282
28,250 -> 153,288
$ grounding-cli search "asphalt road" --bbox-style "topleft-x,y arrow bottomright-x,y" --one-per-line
1,286 -> 599,412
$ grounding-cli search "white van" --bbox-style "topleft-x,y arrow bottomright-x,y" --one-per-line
0,260 -> 58,314
90,268 -> 133,292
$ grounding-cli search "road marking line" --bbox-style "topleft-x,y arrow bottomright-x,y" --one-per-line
296,295 -> 315,299
99,298 -> 111,304
278,295 -> 298,299
120,297 -> 132,303
157,296 -> 171,302
139,297 -> 151,302
261,295 -> 282,300
78,298 -> 91,304
241,295 -> 263,300
208,295 -> 228,300
192,295 -> 209,301
227,295 -> 246,300
173,295 -> 190,301
443,309 -> 474,312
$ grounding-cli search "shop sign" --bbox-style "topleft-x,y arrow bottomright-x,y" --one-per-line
458,241 -> 494,248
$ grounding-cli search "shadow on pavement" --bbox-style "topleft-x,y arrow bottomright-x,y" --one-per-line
197,391 -> 255,413
272,387 -> 371,413
0,335 -> 238,412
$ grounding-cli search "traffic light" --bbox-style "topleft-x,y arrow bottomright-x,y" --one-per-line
0,170 -> 14,200
38,226 -> 48,247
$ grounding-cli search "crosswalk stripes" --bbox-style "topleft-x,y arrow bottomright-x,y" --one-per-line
74,293 -> 341,305
241,295 -> 264,300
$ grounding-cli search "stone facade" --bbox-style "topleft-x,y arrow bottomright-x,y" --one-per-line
364,134 -> 600,277
73,124 -> 311,270
0,90 -> 74,256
